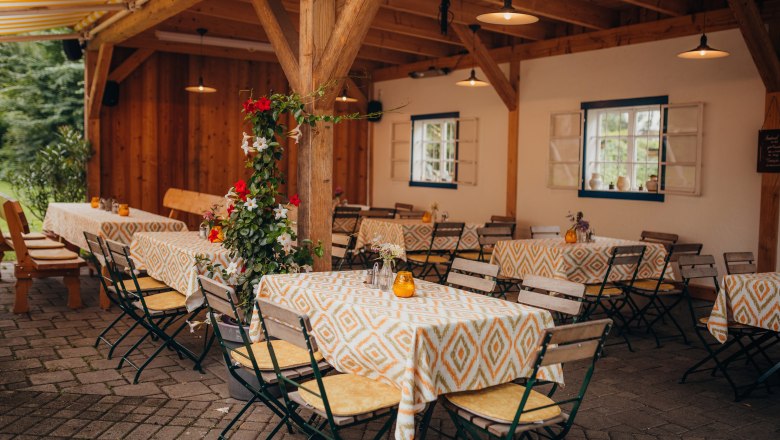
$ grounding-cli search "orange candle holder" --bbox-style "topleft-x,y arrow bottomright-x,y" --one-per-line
118,204 -> 130,216
564,228 -> 577,243
90,197 -> 99,208
392,271 -> 416,298
421,211 -> 432,223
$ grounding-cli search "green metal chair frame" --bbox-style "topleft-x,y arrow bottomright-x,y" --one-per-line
624,243 -> 702,347
580,245 -> 645,352
197,275 -> 297,439
105,240 -> 214,383
405,222 -> 465,283
83,232 -> 145,360
444,319 -> 612,440
254,298 -> 398,440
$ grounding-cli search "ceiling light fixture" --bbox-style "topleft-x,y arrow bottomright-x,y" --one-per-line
677,6 -> 729,59
477,0 -> 538,25
408,66 -> 451,79
185,28 -> 216,94
456,25 -> 489,87
337,88 -> 358,103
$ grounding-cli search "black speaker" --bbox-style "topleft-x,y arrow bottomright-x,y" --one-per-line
103,81 -> 120,107
367,100 -> 382,122
62,39 -> 83,61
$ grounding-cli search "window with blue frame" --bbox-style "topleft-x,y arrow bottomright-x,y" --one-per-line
409,112 -> 459,189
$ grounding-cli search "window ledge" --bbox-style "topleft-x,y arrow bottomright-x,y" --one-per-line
409,181 -> 458,190
578,189 -> 664,202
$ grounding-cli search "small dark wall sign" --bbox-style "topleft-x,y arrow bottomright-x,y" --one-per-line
758,129 -> 780,173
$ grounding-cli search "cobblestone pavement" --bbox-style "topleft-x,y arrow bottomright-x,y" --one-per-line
1,264 -> 779,439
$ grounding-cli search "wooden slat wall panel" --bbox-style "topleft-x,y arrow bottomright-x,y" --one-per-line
98,50 -> 368,228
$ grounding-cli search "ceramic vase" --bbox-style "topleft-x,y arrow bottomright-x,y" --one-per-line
588,173 -> 603,190
646,176 -> 659,192
616,176 -> 630,192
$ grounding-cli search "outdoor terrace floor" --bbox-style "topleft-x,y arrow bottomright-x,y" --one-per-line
0,265 -> 779,439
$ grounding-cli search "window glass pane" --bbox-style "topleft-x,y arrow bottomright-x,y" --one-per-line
549,163 -> 579,188
425,142 -> 440,161
635,110 -> 660,136
425,123 -> 442,142
664,165 -> 697,192
445,142 -> 457,160
550,138 -> 580,162
665,135 -> 697,163
619,112 -> 629,136
445,122 -> 456,140
552,113 -> 580,138
666,106 -> 699,134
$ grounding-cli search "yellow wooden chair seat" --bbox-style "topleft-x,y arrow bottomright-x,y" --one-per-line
5,237 -> 65,250
3,232 -> 46,240
297,374 -> 401,417
698,316 -> 752,329
445,382 -> 562,424
134,276 -> 171,291
632,279 -> 678,292
136,291 -> 185,312
28,248 -> 80,261
456,251 -> 490,261
584,285 -> 624,297
407,254 -> 451,264
230,339 -> 324,371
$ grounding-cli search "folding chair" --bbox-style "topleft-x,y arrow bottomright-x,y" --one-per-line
331,206 -> 360,235
678,255 -> 775,400
530,225 -> 561,239
490,214 -> 515,223
445,258 -> 499,298
363,207 -> 397,219
331,233 -> 352,270
442,319 -> 612,440
399,211 -> 425,219
724,252 -> 757,275
198,276 -> 331,439
405,222 -> 465,283
581,245 -> 645,351
105,240 -> 214,383
255,298 -> 400,440
457,226 -> 512,262
640,230 -> 679,246
394,202 -> 414,212
488,220 -> 517,237
624,243 -> 702,347
518,275 -> 586,323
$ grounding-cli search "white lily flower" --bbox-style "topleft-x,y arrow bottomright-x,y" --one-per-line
241,132 -> 253,156
245,198 -> 258,211
277,232 -> 293,252
225,189 -> 237,201
225,262 -> 239,276
274,204 -> 288,220
253,136 -> 268,152
302,264 -> 313,273
288,125 -> 302,144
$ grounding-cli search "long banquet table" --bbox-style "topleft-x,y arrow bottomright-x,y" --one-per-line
249,270 -> 562,440
490,236 -> 671,283
355,218 -> 481,258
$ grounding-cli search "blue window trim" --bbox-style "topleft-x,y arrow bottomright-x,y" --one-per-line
579,96 -> 668,203
409,112 -> 460,190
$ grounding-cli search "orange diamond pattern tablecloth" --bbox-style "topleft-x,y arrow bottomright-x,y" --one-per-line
354,218 -> 481,255
249,271 -> 562,440
130,231 -> 237,311
43,203 -> 187,250
490,237 -> 670,284
708,272 -> 780,343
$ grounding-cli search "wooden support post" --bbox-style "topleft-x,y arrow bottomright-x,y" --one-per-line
759,96 -> 780,272
84,50 -> 100,199
506,57 -> 520,220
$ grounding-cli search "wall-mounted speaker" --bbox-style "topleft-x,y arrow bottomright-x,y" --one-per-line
367,100 -> 382,122
62,39 -> 83,61
103,81 -> 120,107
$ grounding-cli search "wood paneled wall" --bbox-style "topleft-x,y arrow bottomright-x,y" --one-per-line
98,49 -> 368,225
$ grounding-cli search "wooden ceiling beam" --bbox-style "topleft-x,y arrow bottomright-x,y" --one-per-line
379,0 -> 550,41
357,46 -> 421,64
251,0 -> 301,92
451,23 -> 516,110
88,44 -> 114,120
728,0 -> 780,92
363,30 -> 455,57
619,0 -> 689,17
107,47 -> 154,83
373,6 -> 746,81
474,0 -> 617,30
123,34 -> 280,62
90,0 -> 205,47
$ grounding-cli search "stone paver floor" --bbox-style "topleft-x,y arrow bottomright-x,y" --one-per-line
1,264 -> 779,439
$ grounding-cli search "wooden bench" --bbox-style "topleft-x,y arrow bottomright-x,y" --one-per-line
2,197 -> 85,313
162,188 -> 226,220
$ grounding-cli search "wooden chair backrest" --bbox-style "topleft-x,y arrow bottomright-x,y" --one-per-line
394,202 -> 414,211
611,245 -> 646,266
537,319 -> 612,366
334,205 -> 362,213
640,230 -> 679,245
490,214 -> 514,223
105,239 -> 135,272
399,210 -> 425,219
447,258 -> 499,294
678,254 -> 718,280
476,226 -> 512,246
163,188 -> 226,219
433,222 -> 466,238
724,252 -> 757,275
2,199 -> 30,260
256,298 -> 318,352
332,233 -> 351,259
332,209 -> 360,234
198,275 -> 244,323
518,275 -> 585,317
360,209 -> 396,219
530,225 -> 561,238
0,193 -> 31,234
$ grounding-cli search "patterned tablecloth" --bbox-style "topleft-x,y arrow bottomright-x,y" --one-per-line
43,203 -> 186,250
249,271 -> 562,440
355,218 -> 481,256
708,272 -> 780,343
490,237 -> 670,284
130,231 -> 237,311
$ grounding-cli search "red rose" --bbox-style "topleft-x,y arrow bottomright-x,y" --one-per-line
242,98 -> 255,114
290,194 -> 301,207
256,97 -> 272,112
234,179 -> 248,195
227,204 -> 234,216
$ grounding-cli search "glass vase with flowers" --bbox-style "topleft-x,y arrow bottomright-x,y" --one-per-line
566,211 -> 591,243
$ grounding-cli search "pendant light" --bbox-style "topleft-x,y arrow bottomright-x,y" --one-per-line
456,25 -> 489,87
477,0 -> 538,25
677,7 -> 729,59
185,28 -> 217,93
336,88 -> 358,103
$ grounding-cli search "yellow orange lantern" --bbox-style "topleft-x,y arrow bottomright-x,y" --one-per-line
393,271 -> 416,298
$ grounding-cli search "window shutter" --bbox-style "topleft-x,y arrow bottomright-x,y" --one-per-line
548,111 -> 583,189
455,117 -> 479,186
390,121 -> 411,182
660,103 -> 703,196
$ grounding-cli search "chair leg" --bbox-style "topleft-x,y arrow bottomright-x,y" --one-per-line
13,276 -> 32,314
219,395 -> 258,439
63,273 -> 82,309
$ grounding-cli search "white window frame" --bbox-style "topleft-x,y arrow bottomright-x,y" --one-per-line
411,114 -> 459,185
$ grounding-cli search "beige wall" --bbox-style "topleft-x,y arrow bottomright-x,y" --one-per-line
373,29 -> 767,273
